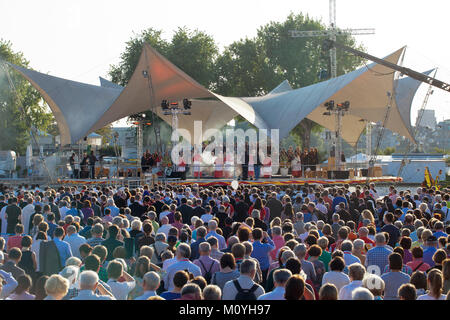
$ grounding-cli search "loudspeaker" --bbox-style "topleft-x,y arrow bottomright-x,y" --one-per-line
327,170 -> 350,179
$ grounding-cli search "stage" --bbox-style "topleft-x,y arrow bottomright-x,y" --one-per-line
52,176 -> 403,187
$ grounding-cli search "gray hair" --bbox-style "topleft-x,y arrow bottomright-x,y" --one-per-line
293,243 -> 307,259
273,269 -> 292,285
203,285 -> 222,300
374,233 -> 386,244
92,223 -> 104,236
177,243 -> 191,259
332,213 -> 340,221
341,240 -> 353,252
131,219 -> 142,231
353,239 -> 365,251
143,271 -> 160,291
281,250 -> 295,264
352,287 -> 374,300
112,216 -> 123,226
79,270 -> 99,289
199,242 -> 211,254
208,220 -> 218,230
240,259 -> 256,275
251,209 -> 260,219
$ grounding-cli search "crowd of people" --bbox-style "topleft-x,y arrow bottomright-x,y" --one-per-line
0,181 -> 449,300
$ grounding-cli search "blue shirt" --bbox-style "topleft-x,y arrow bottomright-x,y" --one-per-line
251,238 -> 275,270
365,245 -> 392,273
160,291 -> 181,300
433,231 -> 447,239
423,246 -> 437,267
47,222 -> 58,238
332,196 -> 347,212
205,231 -> 227,250
53,237 -> 73,267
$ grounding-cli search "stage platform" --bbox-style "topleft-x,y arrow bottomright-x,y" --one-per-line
52,176 -> 403,187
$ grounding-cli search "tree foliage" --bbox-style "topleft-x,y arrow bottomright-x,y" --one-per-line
0,39 -> 54,155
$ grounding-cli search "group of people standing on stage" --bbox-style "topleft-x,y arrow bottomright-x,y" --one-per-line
69,151 -> 98,180
280,146 -> 320,176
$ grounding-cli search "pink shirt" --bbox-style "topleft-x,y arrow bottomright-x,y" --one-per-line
7,235 -> 23,251
407,259 -> 430,272
269,235 -> 285,262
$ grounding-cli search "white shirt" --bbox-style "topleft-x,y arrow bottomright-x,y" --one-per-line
338,280 -> 363,300
322,271 -> 350,293
164,259 -> 202,291
163,257 -> 178,271
257,286 -> 285,300
135,290 -> 158,300
71,289 -> 115,300
157,224 -> 172,239
64,233 -> 87,259
60,206 -> 70,220
31,239 -> 43,272
417,293 -> 446,300
0,205 -> 7,234
21,204 -> 35,233
107,279 -> 136,300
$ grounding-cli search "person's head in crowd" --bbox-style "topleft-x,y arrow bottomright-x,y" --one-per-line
284,275 -> 305,300
329,256 -> 346,272
398,283 -> 417,300
191,276 -> 207,290
231,243 -> 246,261
172,270 -> 190,293
106,260 -> 123,281
273,269 -> 292,289
348,263 -> 366,281
176,243 -> 191,260
426,269 -> 444,299
196,226 -> 207,240
34,275 -> 49,300
319,283 -> 338,300
240,259 -> 257,280
220,253 -> 236,271
352,287 -> 374,300
45,274 -> 70,300
8,247 -> 22,264
12,274 -> 32,296
92,245 -> 107,264
203,285 -> 221,300
410,271 -> 427,293
135,256 -> 151,278
180,280 -> 203,300
293,243 -> 307,260
432,249 -> 447,267
142,271 -> 160,293
285,257 -> 302,276
78,271 -> 100,292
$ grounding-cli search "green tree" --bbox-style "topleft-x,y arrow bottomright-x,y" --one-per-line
0,39 -> 53,155
212,12 -> 365,149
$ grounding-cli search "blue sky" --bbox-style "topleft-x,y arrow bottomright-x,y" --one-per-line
1,0 -> 449,126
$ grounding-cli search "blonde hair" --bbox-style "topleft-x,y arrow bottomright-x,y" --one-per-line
65,257 -> 82,267
45,274 -> 70,297
361,210 -> 375,224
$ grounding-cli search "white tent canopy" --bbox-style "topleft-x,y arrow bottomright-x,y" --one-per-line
8,44 -> 427,148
